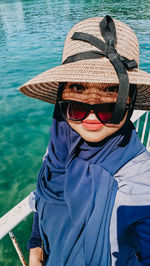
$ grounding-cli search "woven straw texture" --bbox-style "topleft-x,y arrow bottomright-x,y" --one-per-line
19,17 -> 150,110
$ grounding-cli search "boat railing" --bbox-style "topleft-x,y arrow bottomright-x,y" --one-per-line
131,110 -> 150,150
0,110 -> 150,265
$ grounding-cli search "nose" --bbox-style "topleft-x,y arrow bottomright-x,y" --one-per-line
85,111 -> 99,120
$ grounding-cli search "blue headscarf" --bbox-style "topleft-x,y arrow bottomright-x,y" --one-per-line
36,103 -> 145,266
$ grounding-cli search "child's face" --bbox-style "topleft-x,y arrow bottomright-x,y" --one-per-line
62,82 -> 129,143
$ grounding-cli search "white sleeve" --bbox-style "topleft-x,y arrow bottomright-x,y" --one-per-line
28,191 -> 37,212
42,146 -> 49,161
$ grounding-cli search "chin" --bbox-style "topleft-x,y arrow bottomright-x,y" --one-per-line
80,132 -> 107,143
75,125 -> 109,143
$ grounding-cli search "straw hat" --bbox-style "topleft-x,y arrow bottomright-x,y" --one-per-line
19,16 -> 150,110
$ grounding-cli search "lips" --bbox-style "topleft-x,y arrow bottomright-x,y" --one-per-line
81,119 -> 104,130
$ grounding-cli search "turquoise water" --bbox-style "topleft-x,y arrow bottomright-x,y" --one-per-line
0,0 -> 150,264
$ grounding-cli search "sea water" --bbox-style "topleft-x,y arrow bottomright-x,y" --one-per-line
0,0 -> 150,264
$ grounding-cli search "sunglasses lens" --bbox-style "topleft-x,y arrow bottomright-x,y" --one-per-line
60,101 -> 87,120
68,101 -> 87,120
97,112 -> 112,122
96,104 -> 114,122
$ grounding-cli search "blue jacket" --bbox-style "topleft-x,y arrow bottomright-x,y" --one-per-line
28,150 -> 150,265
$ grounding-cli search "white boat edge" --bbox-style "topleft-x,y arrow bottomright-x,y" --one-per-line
0,195 -> 32,240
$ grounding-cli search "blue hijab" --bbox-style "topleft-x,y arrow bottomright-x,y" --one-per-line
36,104 -> 145,266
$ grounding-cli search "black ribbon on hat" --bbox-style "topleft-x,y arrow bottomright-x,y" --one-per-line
62,15 -> 138,124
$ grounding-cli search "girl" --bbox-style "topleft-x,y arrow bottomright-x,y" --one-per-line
20,15 -> 150,265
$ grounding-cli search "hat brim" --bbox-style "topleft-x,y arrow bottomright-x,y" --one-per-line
19,59 -> 150,110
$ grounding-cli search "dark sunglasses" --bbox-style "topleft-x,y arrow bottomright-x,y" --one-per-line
58,100 -> 130,124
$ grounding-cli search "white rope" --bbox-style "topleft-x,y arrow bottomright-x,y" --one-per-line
146,129 -> 150,151
136,118 -> 140,132
141,112 -> 149,144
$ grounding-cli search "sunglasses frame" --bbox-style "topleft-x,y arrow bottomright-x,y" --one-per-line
58,100 -> 130,124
